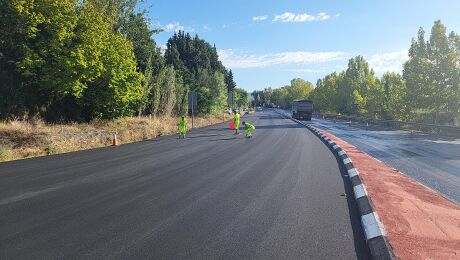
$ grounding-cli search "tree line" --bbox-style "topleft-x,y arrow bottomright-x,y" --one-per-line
255,20 -> 460,125
0,0 -> 241,122
252,78 -> 314,108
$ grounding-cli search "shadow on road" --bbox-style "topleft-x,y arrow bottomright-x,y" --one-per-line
202,128 -> 232,132
256,115 -> 283,120
185,134 -> 224,139
255,124 -> 304,129
201,124 -> 304,131
208,137 -> 240,141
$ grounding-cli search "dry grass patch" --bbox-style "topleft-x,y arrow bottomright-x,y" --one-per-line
0,114 -> 229,162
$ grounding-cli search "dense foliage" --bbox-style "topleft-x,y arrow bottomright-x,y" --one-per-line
164,32 -> 231,114
0,0 -> 238,121
252,78 -> 314,108
309,20 -> 460,124
256,20 -> 460,125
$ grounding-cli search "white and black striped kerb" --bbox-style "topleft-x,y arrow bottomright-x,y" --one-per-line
308,125 -> 394,260
275,111 -> 394,260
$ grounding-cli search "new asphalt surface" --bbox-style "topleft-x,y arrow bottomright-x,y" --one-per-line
309,116 -> 460,204
0,110 -> 369,259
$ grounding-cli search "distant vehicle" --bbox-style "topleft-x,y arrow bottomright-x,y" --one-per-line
292,100 -> 313,120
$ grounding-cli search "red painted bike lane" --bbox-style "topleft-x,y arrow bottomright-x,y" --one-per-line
319,129 -> 460,259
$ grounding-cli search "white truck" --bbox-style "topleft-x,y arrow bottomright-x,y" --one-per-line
292,100 -> 313,121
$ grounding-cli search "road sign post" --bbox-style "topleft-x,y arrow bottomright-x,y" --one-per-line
188,91 -> 198,128
352,103 -> 359,118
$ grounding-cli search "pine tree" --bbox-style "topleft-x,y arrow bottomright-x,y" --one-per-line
164,31 -> 231,115
226,70 -> 237,92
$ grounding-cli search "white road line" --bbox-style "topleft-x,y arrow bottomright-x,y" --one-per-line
338,150 -> 346,156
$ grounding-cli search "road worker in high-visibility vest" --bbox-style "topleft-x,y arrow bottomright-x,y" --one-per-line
233,111 -> 240,135
178,116 -> 187,139
242,121 -> 255,138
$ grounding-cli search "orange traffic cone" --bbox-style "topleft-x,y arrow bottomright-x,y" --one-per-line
112,132 -> 118,146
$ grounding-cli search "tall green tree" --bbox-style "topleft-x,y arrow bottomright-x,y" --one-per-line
2,0 -> 80,118
403,20 -> 459,123
337,56 -> 381,116
233,88 -> 249,107
225,69 -> 237,92
0,0 -> 36,118
73,2 -> 144,120
271,87 -> 289,108
119,12 -> 164,116
258,79 -> 314,109
309,72 -> 341,113
149,65 -> 180,116
448,31 -> 460,120
381,72 -> 408,120
0,0 -> 143,120
427,20 -> 458,123
288,78 -> 314,101
403,27 -> 431,115
251,90 -> 264,107
174,73 -> 188,116
164,31 -> 230,115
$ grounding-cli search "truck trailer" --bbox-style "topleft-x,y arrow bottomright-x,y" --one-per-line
292,100 -> 313,120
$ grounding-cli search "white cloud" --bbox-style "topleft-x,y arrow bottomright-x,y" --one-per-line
273,12 -> 331,22
202,24 -> 211,32
218,49 -> 346,69
285,68 -> 325,73
253,15 -> 268,21
367,51 -> 409,74
159,44 -> 167,55
163,22 -> 194,33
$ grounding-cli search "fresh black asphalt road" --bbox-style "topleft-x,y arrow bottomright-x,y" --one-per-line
0,110 -> 369,259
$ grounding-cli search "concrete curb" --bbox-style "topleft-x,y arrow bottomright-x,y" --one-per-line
276,110 -> 394,260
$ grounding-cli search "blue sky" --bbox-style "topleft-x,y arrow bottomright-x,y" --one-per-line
142,0 -> 460,92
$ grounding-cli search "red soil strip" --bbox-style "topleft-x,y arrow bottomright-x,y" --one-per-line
318,129 -> 460,260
